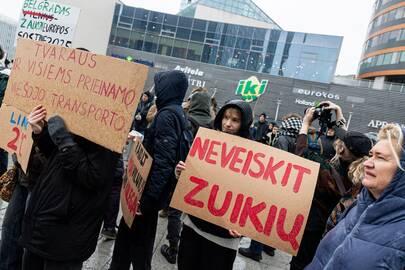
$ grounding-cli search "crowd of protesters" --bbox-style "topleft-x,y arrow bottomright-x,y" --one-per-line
0,43 -> 404,270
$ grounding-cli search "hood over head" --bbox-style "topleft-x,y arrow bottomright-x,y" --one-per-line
154,70 -> 188,110
214,99 -> 253,138
188,92 -> 212,127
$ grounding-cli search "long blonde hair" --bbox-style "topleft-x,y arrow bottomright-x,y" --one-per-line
378,124 -> 404,171
348,156 -> 368,185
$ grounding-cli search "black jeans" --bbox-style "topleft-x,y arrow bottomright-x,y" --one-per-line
109,212 -> 159,270
22,250 -> 83,270
103,175 -> 123,230
0,183 -> 28,270
177,225 -> 237,270
290,230 -> 324,270
166,207 -> 182,246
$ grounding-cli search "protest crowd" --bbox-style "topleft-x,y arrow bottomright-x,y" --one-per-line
0,38 -> 404,270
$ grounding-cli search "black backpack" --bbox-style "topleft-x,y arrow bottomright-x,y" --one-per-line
143,106 -> 194,163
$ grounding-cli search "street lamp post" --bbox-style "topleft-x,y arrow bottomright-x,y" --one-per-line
275,99 -> 282,121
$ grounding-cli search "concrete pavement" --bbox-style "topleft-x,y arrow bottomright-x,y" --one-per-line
0,200 -> 292,269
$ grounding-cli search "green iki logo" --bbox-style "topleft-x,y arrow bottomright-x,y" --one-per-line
235,76 -> 268,102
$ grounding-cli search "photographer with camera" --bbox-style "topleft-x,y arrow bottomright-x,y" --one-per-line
290,101 -> 372,270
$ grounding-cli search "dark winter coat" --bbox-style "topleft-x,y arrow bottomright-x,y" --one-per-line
295,134 -> 352,232
189,100 -> 253,238
131,92 -> 153,133
306,129 -> 405,270
254,120 -> 268,142
20,128 -> 120,261
140,70 -> 188,213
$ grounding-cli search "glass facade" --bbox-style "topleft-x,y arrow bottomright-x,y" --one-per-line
109,4 -> 342,83
365,28 -> 405,51
368,5 -> 405,31
178,0 -> 280,28
359,51 -> 405,70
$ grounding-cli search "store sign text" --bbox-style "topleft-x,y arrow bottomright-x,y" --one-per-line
368,120 -> 405,129
236,76 -> 268,102
293,88 -> 340,100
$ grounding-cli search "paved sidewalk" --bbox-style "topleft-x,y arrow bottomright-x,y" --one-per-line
0,201 -> 292,269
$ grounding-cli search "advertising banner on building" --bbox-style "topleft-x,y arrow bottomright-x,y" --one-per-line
4,39 -> 149,153
170,128 -> 320,255
16,0 -> 81,47
121,137 -> 153,227
0,105 -> 33,173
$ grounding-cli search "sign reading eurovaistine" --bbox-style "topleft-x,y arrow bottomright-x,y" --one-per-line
16,0 -> 80,48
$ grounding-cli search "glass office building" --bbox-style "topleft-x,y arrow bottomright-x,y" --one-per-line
178,0 -> 280,28
358,0 -> 405,83
108,3 -> 342,83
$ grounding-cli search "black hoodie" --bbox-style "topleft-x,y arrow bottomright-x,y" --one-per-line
189,99 -> 253,238
140,70 -> 188,213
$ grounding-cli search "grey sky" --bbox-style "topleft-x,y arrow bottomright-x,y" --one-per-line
1,0 -> 375,75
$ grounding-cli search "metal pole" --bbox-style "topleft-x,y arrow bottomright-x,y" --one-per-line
347,111 -> 353,130
275,99 -> 281,121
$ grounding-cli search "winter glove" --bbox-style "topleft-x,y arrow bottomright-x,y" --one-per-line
48,115 -> 75,151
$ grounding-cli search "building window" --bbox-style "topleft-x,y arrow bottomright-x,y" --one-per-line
192,19 -> 207,31
216,46 -> 234,67
129,31 -> 145,50
187,42 -> 203,61
201,44 -> 218,64
164,14 -> 178,26
133,20 -> 147,32
231,49 -> 248,69
143,34 -> 159,53
135,9 -> 149,20
220,35 -> 236,47
172,40 -> 189,58
149,11 -> 163,23
158,37 -> 174,56
115,28 -> 131,47
247,51 -> 263,72
190,30 -> 205,42
178,16 -> 193,28
176,27 -> 191,40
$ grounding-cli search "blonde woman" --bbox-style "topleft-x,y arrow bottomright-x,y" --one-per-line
307,124 -> 405,269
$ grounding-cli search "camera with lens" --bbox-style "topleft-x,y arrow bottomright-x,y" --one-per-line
313,103 -> 332,134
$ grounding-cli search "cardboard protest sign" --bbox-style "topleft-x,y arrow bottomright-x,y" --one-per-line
4,38 -> 149,153
16,0 -> 80,48
0,105 -> 34,173
170,128 -> 320,255
121,137 -> 153,227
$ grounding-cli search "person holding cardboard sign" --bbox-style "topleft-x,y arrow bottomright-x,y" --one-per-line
175,99 -> 253,270
20,105 -> 120,270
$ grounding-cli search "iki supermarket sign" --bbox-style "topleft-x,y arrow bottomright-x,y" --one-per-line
235,76 -> 268,102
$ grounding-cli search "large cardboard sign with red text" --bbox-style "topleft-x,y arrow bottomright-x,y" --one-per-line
170,128 -> 320,255
0,105 -> 33,173
4,38 -> 148,153
121,137 -> 153,227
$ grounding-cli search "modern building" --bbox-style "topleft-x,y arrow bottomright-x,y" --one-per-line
178,0 -> 281,29
0,14 -> 17,60
107,2 -> 405,134
358,0 -> 405,84
108,4 -> 342,84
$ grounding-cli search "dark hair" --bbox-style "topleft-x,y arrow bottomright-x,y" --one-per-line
260,113 -> 266,118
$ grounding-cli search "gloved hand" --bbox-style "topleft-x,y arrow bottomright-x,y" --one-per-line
48,115 -> 75,151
